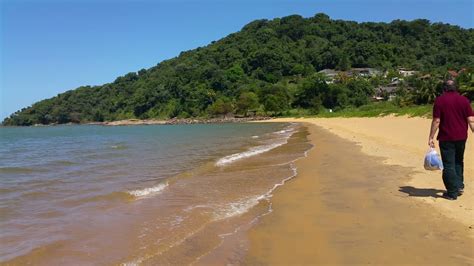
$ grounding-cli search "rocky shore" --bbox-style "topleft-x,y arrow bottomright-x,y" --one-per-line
100,116 -> 272,126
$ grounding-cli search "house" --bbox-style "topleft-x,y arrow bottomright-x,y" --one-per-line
318,69 -> 339,83
318,68 -> 383,84
398,68 -> 417,77
374,82 -> 399,101
318,69 -> 338,78
350,68 -> 382,77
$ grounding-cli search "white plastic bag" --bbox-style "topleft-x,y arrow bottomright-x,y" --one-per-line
424,148 -> 443,171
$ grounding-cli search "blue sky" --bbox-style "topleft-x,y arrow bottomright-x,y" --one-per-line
1,0 -> 473,120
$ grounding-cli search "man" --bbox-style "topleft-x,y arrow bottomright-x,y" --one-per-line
428,80 -> 474,200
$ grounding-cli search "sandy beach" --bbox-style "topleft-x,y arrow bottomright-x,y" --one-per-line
246,117 -> 474,264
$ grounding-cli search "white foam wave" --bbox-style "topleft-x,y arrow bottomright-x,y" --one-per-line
128,183 -> 168,197
276,129 -> 291,134
216,141 -> 285,166
213,195 -> 267,221
195,143 -> 313,265
213,159 -> 304,222
216,126 -> 296,166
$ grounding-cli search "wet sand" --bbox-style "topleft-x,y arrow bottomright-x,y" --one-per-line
246,121 -> 474,264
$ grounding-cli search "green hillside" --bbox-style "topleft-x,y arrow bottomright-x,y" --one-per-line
3,13 -> 474,126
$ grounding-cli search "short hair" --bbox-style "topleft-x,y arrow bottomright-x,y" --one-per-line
443,80 -> 457,91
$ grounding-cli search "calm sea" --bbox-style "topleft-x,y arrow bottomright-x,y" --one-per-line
0,122 -> 311,265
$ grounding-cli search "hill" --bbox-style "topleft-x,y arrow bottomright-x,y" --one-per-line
3,13 -> 474,126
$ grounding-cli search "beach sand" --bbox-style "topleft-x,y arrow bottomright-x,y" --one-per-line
246,117 -> 474,264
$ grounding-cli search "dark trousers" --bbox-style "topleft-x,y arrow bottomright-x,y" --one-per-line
439,140 -> 466,196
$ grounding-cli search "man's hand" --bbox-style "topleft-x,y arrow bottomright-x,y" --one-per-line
468,116 -> 474,133
428,137 -> 435,148
429,118 -> 440,147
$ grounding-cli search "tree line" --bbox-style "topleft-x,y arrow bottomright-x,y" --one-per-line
3,13 -> 473,126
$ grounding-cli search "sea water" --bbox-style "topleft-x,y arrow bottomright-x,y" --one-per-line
0,123 -> 311,264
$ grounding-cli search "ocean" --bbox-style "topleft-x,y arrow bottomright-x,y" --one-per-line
0,122 -> 312,264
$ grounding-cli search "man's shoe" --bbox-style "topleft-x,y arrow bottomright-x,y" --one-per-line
458,188 -> 464,196
442,192 -> 457,200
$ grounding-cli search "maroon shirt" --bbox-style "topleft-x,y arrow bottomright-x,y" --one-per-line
433,91 -> 474,141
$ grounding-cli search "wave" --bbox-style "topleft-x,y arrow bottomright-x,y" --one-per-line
88,191 -> 135,202
0,161 -> 76,175
214,163 -> 298,221
215,141 -> 285,166
60,191 -> 135,207
276,129 -> 292,134
21,190 -> 50,199
127,183 -> 168,198
213,195 -> 267,221
215,126 -> 296,167
62,183 -> 171,206
213,143 -> 314,222
50,160 -> 77,166
0,187 -> 16,194
110,144 -> 127,150
0,167 -> 37,174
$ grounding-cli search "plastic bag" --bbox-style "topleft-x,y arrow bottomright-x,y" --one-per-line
424,148 -> 444,171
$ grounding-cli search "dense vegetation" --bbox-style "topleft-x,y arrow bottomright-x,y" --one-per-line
3,13 -> 474,126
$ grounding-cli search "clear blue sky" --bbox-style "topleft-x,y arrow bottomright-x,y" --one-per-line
1,0 -> 473,120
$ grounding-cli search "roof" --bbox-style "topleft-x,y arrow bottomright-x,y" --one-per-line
318,69 -> 338,75
378,86 -> 398,93
351,67 -> 379,72
388,81 -> 399,86
349,68 -> 382,76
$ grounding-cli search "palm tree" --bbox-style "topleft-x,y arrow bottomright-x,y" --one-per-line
410,74 -> 442,104
457,70 -> 474,100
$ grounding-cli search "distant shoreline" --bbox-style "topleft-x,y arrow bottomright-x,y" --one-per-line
100,116 -> 272,126
0,116 -> 273,127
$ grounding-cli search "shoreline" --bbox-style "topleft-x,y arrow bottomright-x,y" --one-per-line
0,116 -> 273,127
101,116 -> 273,126
244,119 -> 474,264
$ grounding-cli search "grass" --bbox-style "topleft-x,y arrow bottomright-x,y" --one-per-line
317,102 -> 433,118
281,102 -> 435,119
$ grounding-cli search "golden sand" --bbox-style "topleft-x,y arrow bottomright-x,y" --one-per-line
246,118 -> 474,264
276,117 -> 473,228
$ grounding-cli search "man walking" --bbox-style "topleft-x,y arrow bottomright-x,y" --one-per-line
428,80 -> 474,200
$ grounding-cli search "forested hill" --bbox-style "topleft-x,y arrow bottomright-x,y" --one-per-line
3,13 -> 474,126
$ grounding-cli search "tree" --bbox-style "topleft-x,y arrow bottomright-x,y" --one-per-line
294,74 -> 328,108
225,64 -> 245,82
336,54 -> 351,71
457,70 -> 474,100
263,95 -> 285,115
345,78 -> 374,107
207,97 -> 234,117
236,92 -> 260,116
261,84 -> 290,115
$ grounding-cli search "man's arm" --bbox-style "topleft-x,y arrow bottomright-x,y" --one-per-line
429,118 -> 440,147
468,116 -> 474,133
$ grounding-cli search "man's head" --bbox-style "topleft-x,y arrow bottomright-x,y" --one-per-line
443,79 -> 457,92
